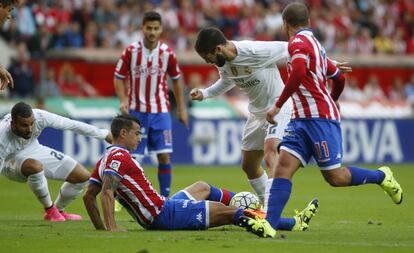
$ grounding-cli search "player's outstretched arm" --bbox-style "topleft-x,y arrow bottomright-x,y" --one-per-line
83,183 -> 106,230
171,79 -> 189,128
101,173 -> 126,232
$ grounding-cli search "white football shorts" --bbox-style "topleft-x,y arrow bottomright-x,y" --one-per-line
241,101 -> 292,151
1,142 -> 77,182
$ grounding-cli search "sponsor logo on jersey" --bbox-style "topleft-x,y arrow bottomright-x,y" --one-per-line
182,199 -> 190,209
196,211 -> 203,223
236,79 -> 260,88
113,152 -> 124,157
109,160 -> 121,171
291,38 -> 303,44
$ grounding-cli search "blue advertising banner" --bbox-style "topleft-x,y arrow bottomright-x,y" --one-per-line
38,118 -> 414,166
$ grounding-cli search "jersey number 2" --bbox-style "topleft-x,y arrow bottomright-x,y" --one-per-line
50,151 -> 64,161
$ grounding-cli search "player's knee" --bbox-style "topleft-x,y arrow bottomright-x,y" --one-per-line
66,164 -> 90,183
21,159 -> 43,177
194,181 -> 210,193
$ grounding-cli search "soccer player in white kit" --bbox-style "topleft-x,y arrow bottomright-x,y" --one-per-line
190,27 -> 292,207
0,102 -> 112,222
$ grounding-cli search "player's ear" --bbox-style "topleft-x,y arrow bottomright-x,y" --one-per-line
120,128 -> 127,138
215,45 -> 223,54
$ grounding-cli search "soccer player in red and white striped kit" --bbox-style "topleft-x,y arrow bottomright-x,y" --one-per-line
265,2 -> 403,235
114,11 -> 188,197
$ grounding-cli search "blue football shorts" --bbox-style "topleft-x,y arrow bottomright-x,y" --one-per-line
128,111 -> 173,155
280,119 -> 343,170
149,190 -> 209,230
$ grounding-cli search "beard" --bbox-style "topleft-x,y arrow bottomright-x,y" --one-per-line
215,54 -> 226,67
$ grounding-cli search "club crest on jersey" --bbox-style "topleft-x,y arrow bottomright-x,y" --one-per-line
244,67 -> 252,75
291,38 -> 303,44
109,160 -> 121,171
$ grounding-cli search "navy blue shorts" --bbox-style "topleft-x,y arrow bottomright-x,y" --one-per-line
149,190 -> 209,230
129,111 -> 172,155
280,119 -> 343,170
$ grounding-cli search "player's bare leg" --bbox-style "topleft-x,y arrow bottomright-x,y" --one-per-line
321,165 -> 402,204
182,181 -> 210,200
208,202 -> 242,227
180,181 -> 235,206
242,150 -> 268,204
54,163 -> 90,220
21,159 -> 65,222
157,153 -> 172,197
263,138 -> 281,211
321,167 -> 352,186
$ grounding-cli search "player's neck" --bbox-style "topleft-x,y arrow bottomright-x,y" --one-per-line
290,26 -> 310,38
226,41 -> 237,61
143,40 -> 158,51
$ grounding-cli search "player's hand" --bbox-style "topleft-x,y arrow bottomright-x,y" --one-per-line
0,66 -> 14,90
336,61 -> 352,73
178,109 -> 189,128
119,101 -> 129,115
266,106 -> 281,124
105,133 -> 113,144
189,88 -> 203,101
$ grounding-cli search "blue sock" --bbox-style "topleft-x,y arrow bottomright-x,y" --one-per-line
277,218 -> 296,231
208,185 -> 235,205
232,208 -> 244,225
266,178 -> 292,229
348,166 -> 385,185
158,164 -> 172,197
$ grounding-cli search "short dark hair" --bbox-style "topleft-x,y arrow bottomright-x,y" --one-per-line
11,102 -> 33,121
0,0 -> 18,7
142,11 -> 162,25
111,115 -> 140,138
195,27 -> 227,55
282,2 -> 310,28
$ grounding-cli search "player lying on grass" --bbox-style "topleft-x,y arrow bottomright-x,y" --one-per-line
0,102 -> 112,222
83,115 -> 318,237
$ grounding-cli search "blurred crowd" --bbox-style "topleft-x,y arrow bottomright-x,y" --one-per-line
1,0 -> 414,56
1,0 -> 414,105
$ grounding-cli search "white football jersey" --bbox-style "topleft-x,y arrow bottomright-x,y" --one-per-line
201,40 -> 288,115
0,109 -> 109,171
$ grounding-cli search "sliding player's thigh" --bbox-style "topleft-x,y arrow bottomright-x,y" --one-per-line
150,199 -> 208,230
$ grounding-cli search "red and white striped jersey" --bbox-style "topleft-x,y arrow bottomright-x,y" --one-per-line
90,146 -> 165,228
114,40 -> 181,113
287,29 -> 341,121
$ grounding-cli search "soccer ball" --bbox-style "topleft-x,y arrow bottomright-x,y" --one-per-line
230,191 -> 260,210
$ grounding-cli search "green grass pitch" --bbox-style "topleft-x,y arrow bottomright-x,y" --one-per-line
0,164 -> 413,253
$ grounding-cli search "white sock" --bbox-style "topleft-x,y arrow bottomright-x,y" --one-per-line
55,181 -> 87,211
264,178 -> 273,212
27,170 -> 53,209
248,172 -> 268,205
